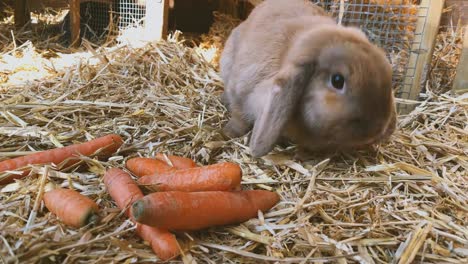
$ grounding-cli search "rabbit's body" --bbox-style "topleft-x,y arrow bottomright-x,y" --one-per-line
220,0 -> 397,157
221,0 -> 330,112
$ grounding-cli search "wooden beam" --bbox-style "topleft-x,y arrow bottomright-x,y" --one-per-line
145,0 -> 169,41
400,0 -> 445,114
70,0 -> 81,47
14,0 -> 31,28
452,25 -> 468,94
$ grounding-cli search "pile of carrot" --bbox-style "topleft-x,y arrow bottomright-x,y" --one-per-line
103,167 -> 180,261
125,155 -> 279,229
126,154 -> 279,239
1,134 -> 279,261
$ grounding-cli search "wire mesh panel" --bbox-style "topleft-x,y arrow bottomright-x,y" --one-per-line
118,0 -> 146,30
80,1 -> 118,43
311,0 -> 429,112
117,0 -> 171,47
61,1 -> 119,45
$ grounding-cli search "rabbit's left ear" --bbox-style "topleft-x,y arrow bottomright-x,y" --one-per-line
249,64 -> 311,157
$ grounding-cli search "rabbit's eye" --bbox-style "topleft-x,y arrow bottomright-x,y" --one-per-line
331,74 -> 345,90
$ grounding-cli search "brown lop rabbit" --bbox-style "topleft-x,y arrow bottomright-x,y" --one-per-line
220,0 -> 397,158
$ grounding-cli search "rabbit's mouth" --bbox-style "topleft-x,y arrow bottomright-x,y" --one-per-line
286,110 -> 397,152
323,112 -> 397,150
348,111 -> 397,148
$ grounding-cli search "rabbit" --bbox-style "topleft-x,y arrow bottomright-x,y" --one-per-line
219,0 -> 397,158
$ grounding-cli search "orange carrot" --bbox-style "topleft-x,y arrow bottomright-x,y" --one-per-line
125,158 -> 174,178
43,188 -> 99,228
131,190 -> 280,231
136,224 -> 180,261
155,153 -> 197,169
138,162 -> 242,192
125,154 -> 197,178
103,168 -> 180,260
103,167 -> 144,218
0,134 -> 123,185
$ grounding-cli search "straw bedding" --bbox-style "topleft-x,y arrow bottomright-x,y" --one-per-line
1,5 -> 467,264
429,25 -> 465,95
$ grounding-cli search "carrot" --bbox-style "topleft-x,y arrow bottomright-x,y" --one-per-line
138,162 -> 242,192
0,134 -> 123,185
155,153 -> 197,169
131,190 -> 280,231
125,154 -> 197,178
103,168 -> 180,260
135,224 -> 181,261
103,167 -> 144,218
125,157 -> 174,178
43,188 -> 99,228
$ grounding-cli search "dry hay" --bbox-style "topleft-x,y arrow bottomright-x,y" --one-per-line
0,34 -> 467,264
0,4 -> 118,56
429,24 -> 465,95
1,3 -> 468,264
0,7 -> 73,54
197,11 -> 242,69
0,7 -> 124,87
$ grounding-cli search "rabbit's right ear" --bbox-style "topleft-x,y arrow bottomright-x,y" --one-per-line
249,64 -> 311,157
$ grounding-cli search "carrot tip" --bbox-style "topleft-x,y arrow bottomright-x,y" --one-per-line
131,200 -> 145,221
86,213 -> 100,226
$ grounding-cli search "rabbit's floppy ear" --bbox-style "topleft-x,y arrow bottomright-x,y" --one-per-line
249,64 -> 311,157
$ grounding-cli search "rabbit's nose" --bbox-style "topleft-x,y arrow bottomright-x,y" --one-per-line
350,118 -> 368,129
351,117 -> 387,138
350,117 -> 382,138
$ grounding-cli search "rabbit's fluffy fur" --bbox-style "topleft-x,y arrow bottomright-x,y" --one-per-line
220,0 -> 397,157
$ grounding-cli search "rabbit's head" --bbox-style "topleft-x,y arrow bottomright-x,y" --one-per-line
249,25 -> 397,157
